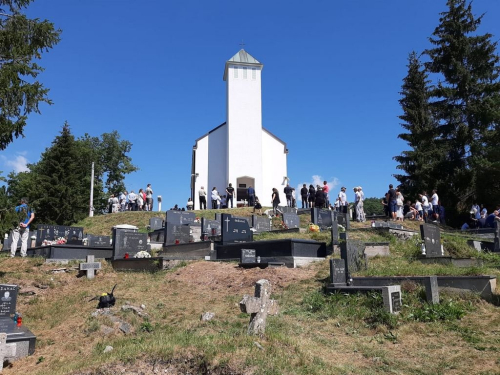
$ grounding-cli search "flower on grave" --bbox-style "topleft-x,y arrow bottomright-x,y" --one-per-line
194,217 -> 201,223
308,223 -> 320,232
134,251 -> 151,258
56,237 -> 67,245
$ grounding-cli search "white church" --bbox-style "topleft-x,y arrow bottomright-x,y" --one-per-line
191,49 -> 288,208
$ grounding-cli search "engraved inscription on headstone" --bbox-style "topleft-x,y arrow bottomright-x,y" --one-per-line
0,284 -> 18,318
282,213 -> 300,229
165,210 -> 196,225
241,249 -> 256,264
420,224 -> 442,257
382,285 -> 402,314
251,215 -> 271,234
329,258 -> 347,286
220,214 -> 253,244
201,218 -> 221,237
87,235 -> 111,248
164,223 -> 192,245
113,231 -> 148,259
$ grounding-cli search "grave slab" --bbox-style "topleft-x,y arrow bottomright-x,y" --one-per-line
113,231 -> 148,260
282,213 -> 300,229
329,258 -> 347,286
364,243 -> 390,258
149,217 -> 164,231
87,235 -> 111,248
165,210 -> 195,225
420,224 -> 442,257
251,215 -> 271,234
340,240 -> 367,278
311,208 -> 334,230
164,223 -> 192,245
382,285 -> 402,314
220,214 -> 253,244
201,218 -> 222,237
424,276 -> 439,304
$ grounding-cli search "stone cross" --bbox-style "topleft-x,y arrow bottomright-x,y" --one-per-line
79,255 -> 102,279
239,279 -> 279,335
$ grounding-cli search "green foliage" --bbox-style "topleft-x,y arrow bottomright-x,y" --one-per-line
363,197 -> 385,215
0,0 -> 61,150
407,300 -> 467,322
394,0 -> 500,225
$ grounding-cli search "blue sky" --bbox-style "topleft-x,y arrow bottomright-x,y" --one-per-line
2,0 -> 500,211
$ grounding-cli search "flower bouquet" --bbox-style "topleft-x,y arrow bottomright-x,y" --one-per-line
134,251 -> 151,258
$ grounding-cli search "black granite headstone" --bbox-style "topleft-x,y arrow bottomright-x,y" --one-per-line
241,249 -> 256,263
113,231 -> 148,259
66,227 -> 84,245
220,214 -> 253,244
0,284 -> 18,318
334,211 -> 351,230
329,258 -> 347,286
340,240 -> 366,277
331,221 -> 339,245
215,213 -> 224,222
201,218 -> 222,237
87,235 -> 111,248
311,208 -> 333,230
282,213 -> 300,229
420,224 -> 442,258
278,205 -> 298,215
164,223 -> 192,245
149,217 -> 164,231
165,210 -> 196,225
252,215 -> 271,233
391,291 -> 402,312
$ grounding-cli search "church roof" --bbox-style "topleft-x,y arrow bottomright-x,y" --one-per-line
227,49 -> 261,64
224,49 -> 263,81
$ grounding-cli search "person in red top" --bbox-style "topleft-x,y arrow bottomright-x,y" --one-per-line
323,181 -> 330,208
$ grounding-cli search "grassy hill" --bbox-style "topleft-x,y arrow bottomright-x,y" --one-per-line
1,209 -> 499,374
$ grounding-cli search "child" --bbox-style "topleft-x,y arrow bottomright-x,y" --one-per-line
253,196 -> 263,215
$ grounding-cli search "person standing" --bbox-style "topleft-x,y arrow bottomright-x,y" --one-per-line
431,190 -> 439,221
119,191 -> 127,212
128,190 -> 137,211
386,184 -> 397,221
226,183 -> 235,208
315,187 -> 325,208
338,187 -> 348,214
247,185 -> 255,207
358,186 -> 366,222
10,198 -> 35,258
300,184 -> 308,208
137,189 -> 145,211
308,184 -> 316,208
420,192 -> 430,222
354,187 -> 362,222
199,186 -> 207,210
323,181 -> 330,208
146,184 -> 154,211
284,183 -> 293,207
211,187 -> 220,209
272,188 -> 280,215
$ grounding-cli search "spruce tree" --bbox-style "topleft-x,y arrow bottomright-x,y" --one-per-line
424,0 -> 500,218
394,52 -> 441,199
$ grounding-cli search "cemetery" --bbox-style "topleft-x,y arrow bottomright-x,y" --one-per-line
1,206 -> 499,374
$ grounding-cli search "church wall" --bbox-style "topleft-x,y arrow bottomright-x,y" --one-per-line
193,136 -> 208,210
207,125 -> 228,206
261,130 -> 287,205
226,64 -> 263,196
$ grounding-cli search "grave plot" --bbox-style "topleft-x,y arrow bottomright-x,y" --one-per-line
0,284 -> 36,365
112,227 -> 148,260
419,224 -> 483,267
251,215 -> 271,234
311,208 -> 334,230
201,217 -> 222,238
281,212 -> 300,229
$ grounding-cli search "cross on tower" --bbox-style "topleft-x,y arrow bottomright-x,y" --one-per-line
239,279 -> 279,335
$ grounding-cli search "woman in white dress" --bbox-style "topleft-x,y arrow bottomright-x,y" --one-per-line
396,188 -> 404,221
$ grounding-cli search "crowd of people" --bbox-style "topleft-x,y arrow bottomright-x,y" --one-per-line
463,203 -> 500,230
107,184 -> 154,213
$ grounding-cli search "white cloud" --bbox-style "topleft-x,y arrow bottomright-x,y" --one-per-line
295,175 -> 340,206
1,154 -> 30,173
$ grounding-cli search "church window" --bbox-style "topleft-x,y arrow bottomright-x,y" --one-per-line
233,66 -> 238,79
243,66 -> 248,79
252,68 -> 256,80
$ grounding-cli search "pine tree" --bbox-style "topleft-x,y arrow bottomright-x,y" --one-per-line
31,123 -> 89,225
394,52 -> 441,199
0,0 -> 61,150
424,0 -> 500,218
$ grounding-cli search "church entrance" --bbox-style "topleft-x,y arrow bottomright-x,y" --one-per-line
236,176 -> 255,205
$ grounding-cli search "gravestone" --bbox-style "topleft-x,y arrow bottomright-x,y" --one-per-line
278,206 -> 297,215
340,240 -> 366,278
87,235 -> 111,248
339,232 -> 348,241
331,221 -> 339,245
165,210 -> 195,225
240,249 -> 256,264
282,213 -> 300,229
232,215 -> 251,227
239,279 -> 279,335
424,276 -> 439,304
382,285 -> 402,314
311,208 -> 333,230
329,258 -> 347,286
149,217 -> 164,231
201,218 -> 221,237
420,224 -> 442,257
164,223 -> 192,245
214,213 -> 224,221
334,211 -> 350,230
220,214 -> 253,244
0,285 -> 17,319
252,215 -> 271,234
373,222 -> 403,230
79,255 -> 101,279
113,231 -> 148,260
66,227 -> 84,245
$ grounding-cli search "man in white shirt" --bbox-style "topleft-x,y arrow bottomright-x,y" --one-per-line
128,190 -> 137,211
146,184 -> 154,211
354,187 -> 362,222
338,187 -> 347,214
419,192 -> 430,221
431,190 -> 439,221
199,186 -> 207,210
358,186 -> 366,222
